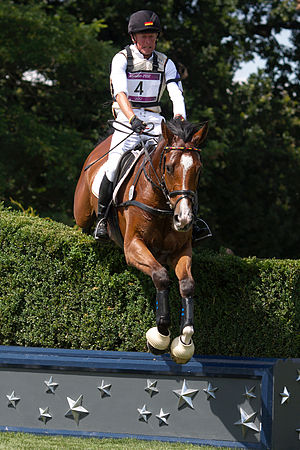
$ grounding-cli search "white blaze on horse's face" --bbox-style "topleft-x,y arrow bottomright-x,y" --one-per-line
181,153 -> 194,188
172,152 -> 197,233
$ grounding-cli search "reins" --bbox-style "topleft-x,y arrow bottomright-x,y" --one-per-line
118,141 -> 201,217
84,119 -> 201,217
84,120 -> 159,172
116,139 -> 175,216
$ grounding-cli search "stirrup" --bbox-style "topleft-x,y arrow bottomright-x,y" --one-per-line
94,218 -> 108,240
192,218 -> 212,247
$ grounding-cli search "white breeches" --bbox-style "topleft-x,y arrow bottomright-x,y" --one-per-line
105,109 -> 164,182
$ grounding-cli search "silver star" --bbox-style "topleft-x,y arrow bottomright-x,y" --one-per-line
39,407 -> 52,424
173,379 -> 198,409
137,404 -> 152,422
203,382 -> 218,399
97,380 -> 112,398
44,376 -> 59,394
145,379 -> 159,397
156,408 -> 170,426
243,386 -> 256,400
65,395 -> 89,425
234,407 -> 260,437
296,369 -> 300,382
280,386 -> 290,404
6,391 -> 20,408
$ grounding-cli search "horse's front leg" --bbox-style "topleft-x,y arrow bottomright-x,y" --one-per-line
170,248 -> 195,364
124,236 -> 171,354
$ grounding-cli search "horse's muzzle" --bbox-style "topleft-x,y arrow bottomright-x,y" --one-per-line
173,199 -> 194,232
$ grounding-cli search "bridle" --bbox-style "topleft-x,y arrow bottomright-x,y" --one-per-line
143,145 -> 201,212
115,126 -> 202,218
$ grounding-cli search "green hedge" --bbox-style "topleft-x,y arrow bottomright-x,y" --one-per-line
0,206 -> 299,358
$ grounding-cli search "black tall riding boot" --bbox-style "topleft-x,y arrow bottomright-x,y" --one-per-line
93,174 -> 113,240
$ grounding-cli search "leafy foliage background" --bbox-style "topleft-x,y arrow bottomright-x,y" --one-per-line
0,0 -> 299,258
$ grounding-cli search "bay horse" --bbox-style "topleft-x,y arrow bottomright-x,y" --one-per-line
74,118 -> 208,364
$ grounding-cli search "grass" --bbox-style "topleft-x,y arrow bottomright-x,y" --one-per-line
0,433 -> 234,449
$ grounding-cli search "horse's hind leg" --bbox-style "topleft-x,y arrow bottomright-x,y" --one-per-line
74,175 -> 94,231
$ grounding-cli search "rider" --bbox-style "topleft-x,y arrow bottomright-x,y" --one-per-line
94,10 -> 211,244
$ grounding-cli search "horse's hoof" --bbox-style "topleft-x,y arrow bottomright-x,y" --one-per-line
170,336 -> 195,364
146,327 -> 170,354
147,341 -> 168,355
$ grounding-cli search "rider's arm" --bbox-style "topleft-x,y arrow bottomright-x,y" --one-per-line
116,91 -> 147,133
165,59 -> 186,119
115,91 -> 136,123
110,52 -> 136,122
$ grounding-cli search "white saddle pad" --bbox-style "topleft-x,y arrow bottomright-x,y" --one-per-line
91,149 -> 142,200
91,162 -> 107,198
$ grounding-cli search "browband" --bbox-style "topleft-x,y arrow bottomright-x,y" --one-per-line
164,146 -> 201,152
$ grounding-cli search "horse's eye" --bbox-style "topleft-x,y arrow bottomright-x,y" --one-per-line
166,164 -> 173,175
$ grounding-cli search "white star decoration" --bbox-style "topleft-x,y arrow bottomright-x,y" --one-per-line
280,386 -> 290,404
203,382 -> 218,399
156,408 -> 170,425
145,379 -> 159,397
65,395 -> 89,425
296,369 -> 300,382
137,404 -> 152,422
6,391 -> 20,408
97,380 -> 112,398
243,386 -> 256,400
173,379 -> 199,409
39,407 -> 52,424
234,407 -> 260,437
44,376 -> 59,394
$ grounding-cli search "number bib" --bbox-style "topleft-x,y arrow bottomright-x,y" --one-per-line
127,72 -> 162,106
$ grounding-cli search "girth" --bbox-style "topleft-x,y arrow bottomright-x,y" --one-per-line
117,199 -> 173,216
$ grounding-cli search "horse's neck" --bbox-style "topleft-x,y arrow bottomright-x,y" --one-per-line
145,144 -> 167,203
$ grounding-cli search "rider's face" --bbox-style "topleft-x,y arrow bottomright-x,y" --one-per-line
133,32 -> 158,59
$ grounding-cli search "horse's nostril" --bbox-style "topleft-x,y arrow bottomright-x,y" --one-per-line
174,214 -> 179,223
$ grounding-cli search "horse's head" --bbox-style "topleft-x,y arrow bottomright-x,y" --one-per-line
160,119 -> 208,233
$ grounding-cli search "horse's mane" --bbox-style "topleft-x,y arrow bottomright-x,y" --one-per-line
166,118 -> 199,143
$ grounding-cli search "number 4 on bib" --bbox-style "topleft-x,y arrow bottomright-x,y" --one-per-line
134,81 -> 144,95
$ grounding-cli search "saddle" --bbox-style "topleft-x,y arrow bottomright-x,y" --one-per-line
112,143 -> 145,200
107,140 -> 156,248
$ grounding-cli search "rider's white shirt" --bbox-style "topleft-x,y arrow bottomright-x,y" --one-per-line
110,45 -> 186,118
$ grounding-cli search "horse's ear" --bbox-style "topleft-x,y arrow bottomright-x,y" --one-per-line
191,122 -> 209,147
161,120 -> 174,144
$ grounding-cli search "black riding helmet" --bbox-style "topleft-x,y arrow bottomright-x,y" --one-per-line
128,10 -> 161,34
